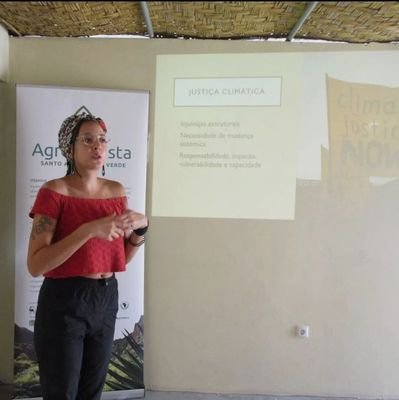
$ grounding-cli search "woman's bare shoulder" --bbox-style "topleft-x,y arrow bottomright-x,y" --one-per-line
101,178 -> 126,197
42,178 -> 69,193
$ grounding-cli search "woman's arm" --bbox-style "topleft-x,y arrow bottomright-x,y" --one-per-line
113,180 -> 148,264
122,211 -> 148,264
125,231 -> 146,264
27,213 -> 127,277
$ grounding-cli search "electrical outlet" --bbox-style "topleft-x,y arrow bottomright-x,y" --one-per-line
296,325 -> 310,338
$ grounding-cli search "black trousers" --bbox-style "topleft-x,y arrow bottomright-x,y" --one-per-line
34,274 -> 118,400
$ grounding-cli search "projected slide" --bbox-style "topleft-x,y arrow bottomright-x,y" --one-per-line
152,54 -> 301,220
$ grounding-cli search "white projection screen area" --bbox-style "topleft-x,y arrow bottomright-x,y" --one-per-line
152,51 -> 399,220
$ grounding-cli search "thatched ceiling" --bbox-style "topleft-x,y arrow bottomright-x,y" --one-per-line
0,1 -> 398,43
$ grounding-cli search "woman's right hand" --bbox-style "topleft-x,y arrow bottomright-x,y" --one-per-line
27,212 -> 129,277
84,213 -> 129,241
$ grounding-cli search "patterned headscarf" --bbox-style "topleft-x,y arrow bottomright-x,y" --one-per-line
58,112 -> 107,160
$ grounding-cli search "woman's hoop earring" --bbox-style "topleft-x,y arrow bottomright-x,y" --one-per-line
102,165 -> 105,176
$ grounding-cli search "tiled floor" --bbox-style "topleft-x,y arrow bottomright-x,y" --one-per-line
144,392 -> 357,400
0,387 -> 365,400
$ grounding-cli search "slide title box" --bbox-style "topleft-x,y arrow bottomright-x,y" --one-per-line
174,77 -> 282,107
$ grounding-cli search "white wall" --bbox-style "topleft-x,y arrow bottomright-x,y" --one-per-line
2,37 -> 399,397
0,24 -> 9,82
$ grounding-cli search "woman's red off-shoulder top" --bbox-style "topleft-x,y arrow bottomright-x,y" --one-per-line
29,187 -> 127,278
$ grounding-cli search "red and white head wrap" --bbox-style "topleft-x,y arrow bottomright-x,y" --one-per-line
58,112 -> 107,160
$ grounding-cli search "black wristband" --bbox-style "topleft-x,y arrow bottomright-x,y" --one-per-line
133,220 -> 149,236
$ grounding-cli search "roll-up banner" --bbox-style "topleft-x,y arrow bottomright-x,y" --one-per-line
14,85 -> 149,399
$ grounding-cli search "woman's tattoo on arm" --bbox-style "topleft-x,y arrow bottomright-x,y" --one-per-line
30,216 -> 55,240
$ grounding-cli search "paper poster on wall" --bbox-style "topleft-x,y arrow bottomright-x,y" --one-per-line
14,84 -> 148,399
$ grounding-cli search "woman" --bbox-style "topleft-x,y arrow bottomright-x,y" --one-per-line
27,112 -> 148,400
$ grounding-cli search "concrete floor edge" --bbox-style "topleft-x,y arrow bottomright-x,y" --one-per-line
144,390 -> 399,400
1,386 -> 399,400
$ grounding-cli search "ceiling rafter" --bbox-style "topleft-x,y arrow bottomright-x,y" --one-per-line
287,1 -> 319,42
140,1 -> 154,38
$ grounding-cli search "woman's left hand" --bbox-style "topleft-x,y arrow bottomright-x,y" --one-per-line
121,209 -> 148,238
